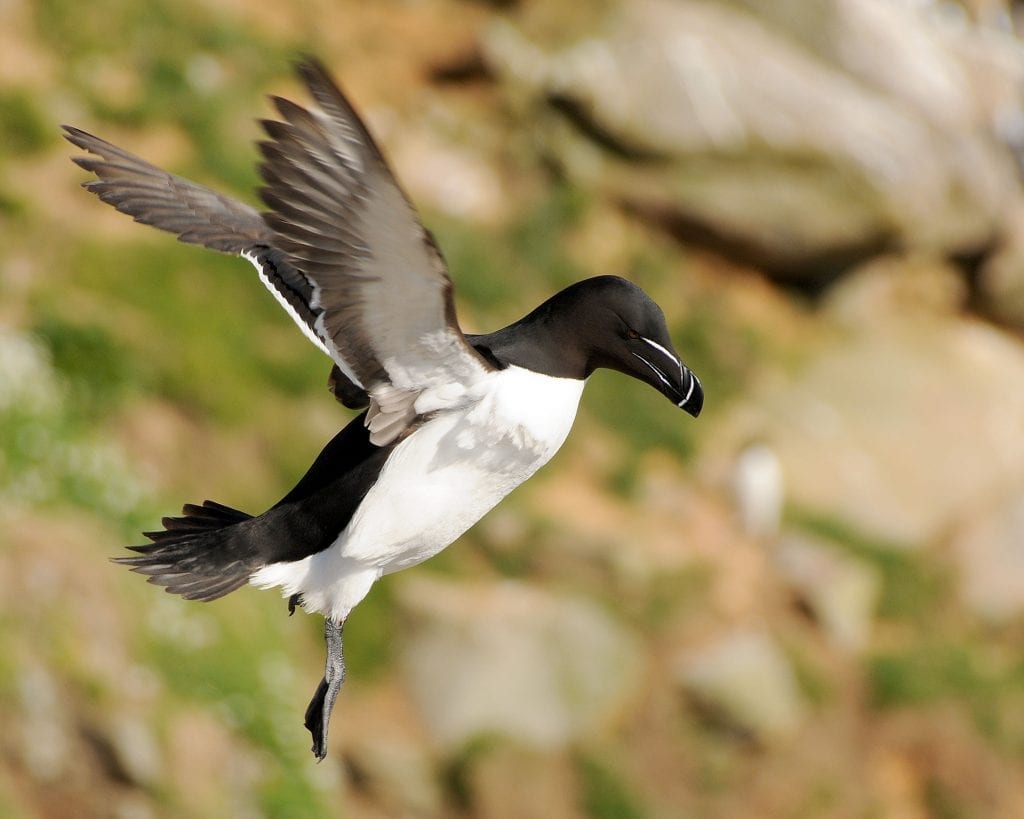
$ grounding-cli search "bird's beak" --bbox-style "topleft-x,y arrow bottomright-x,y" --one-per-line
675,364 -> 703,417
632,339 -> 704,418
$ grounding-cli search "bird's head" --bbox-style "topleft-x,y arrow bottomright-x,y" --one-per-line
572,276 -> 703,417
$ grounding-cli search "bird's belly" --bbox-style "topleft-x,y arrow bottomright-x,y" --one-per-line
344,371 -> 584,572
345,451 -> 528,575
251,369 -> 584,621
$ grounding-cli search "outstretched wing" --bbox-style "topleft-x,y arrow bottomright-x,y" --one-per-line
257,58 -> 494,443
62,125 -> 343,370
66,58 -> 494,441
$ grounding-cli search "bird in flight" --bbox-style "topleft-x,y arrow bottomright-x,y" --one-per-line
65,57 -> 703,760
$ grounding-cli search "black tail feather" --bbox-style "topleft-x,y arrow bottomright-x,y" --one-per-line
151,500 -> 251,536
115,500 -> 258,602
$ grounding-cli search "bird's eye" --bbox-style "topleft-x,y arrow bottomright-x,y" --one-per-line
626,328 -> 640,340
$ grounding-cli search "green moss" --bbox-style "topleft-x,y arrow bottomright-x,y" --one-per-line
433,186 -> 588,327
506,185 -> 588,290
35,0 -> 289,190
576,752 -> 646,819
0,89 -> 52,155
432,218 -> 521,318
788,509 -> 945,622
33,316 -> 134,420
786,642 -> 834,707
0,624 -> 17,704
49,237 -> 326,422
0,782 -> 26,819
143,596 -> 314,755
639,564 -> 712,629
793,514 -> 1024,753
341,579 -> 396,681
631,244 -> 762,417
925,779 -> 970,819
868,650 -> 946,709
583,374 -> 696,461
124,589 -> 338,815
0,185 -> 28,219
479,536 -> 543,579
258,774 -> 328,819
442,734 -> 502,811
671,306 -> 754,412
867,641 -> 1008,723
0,328 -> 148,529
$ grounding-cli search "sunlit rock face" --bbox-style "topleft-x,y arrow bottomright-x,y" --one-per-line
483,0 -> 1024,279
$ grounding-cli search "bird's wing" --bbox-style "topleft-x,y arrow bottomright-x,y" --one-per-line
66,59 -> 494,442
256,58 -> 494,444
62,125 -> 349,373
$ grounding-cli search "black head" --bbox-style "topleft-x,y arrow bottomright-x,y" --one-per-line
552,276 -> 703,417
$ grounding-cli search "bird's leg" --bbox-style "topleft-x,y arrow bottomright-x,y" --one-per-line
288,593 -> 303,616
304,617 -> 345,761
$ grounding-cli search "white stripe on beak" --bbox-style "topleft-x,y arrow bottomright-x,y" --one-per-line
630,352 -> 674,390
638,336 -> 699,411
677,370 -> 697,408
640,336 -> 685,380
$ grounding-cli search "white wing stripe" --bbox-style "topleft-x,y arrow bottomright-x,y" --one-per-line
242,249 -> 368,391
314,313 -> 364,389
241,249 -> 330,356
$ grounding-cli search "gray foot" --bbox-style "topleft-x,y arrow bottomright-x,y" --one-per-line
304,617 -> 345,761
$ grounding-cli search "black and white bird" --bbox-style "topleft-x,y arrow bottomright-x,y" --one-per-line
65,58 -> 703,760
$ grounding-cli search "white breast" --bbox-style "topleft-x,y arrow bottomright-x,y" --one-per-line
250,366 -> 585,621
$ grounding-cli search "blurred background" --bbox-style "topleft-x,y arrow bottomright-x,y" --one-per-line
3,0 -> 1024,816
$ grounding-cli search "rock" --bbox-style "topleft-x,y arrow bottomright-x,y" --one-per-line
339,692 -> 445,819
0,329 -> 61,417
676,630 -> 805,741
104,713 -> 163,788
111,795 -> 157,819
483,0 -> 1022,277
975,202 -> 1024,329
752,276 -> 1024,545
463,744 -> 581,819
346,737 -> 444,817
952,491 -> 1024,623
391,128 -> 508,224
730,441 -> 784,539
18,665 -> 73,782
774,534 -> 881,651
395,576 -> 643,750
165,709 -> 262,819
824,254 -> 967,325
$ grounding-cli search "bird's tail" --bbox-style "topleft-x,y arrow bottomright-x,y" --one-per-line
114,500 -> 257,601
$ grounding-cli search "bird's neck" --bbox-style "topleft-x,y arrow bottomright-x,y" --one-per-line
470,300 -> 591,381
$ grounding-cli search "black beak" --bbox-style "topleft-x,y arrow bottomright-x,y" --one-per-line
676,365 -> 704,418
632,341 -> 704,418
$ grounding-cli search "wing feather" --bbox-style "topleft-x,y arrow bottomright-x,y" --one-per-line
257,58 -> 494,443
66,58 -> 489,442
